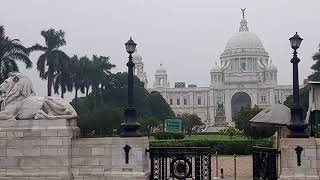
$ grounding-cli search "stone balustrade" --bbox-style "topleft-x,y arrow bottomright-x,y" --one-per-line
0,119 -> 149,180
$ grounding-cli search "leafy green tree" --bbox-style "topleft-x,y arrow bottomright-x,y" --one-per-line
223,126 -> 240,138
31,29 -> 68,96
284,86 -> 309,119
149,91 -> 175,120
0,25 -> 32,82
72,72 -> 174,135
69,55 -> 85,100
308,44 -> 320,81
234,106 -> 276,138
181,113 -> 204,135
139,117 -> 160,135
79,56 -> 92,97
53,55 -> 73,98
90,55 -> 115,95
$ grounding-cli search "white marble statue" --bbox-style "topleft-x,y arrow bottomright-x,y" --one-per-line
0,72 -> 77,120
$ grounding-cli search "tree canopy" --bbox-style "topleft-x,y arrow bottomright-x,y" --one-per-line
180,113 -> 204,135
0,26 -> 33,82
72,72 -> 175,135
234,106 -> 276,138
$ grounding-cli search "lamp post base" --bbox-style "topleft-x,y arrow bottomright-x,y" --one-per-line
120,106 -> 141,137
287,123 -> 308,138
288,105 -> 308,138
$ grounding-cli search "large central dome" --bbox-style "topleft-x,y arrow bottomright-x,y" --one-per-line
225,31 -> 264,51
220,11 -> 268,59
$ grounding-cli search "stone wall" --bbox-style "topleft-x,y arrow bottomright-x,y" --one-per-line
0,119 -> 149,180
71,137 -> 149,180
280,138 -> 319,180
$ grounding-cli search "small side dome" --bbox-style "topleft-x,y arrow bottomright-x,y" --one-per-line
156,63 -> 167,75
210,61 -> 222,72
132,48 -> 142,63
266,59 -> 277,71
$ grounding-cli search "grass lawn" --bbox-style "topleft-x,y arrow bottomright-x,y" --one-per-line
149,134 -> 250,141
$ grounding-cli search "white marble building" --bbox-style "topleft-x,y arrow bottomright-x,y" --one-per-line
135,10 -> 293,128
132,48 -> 148,89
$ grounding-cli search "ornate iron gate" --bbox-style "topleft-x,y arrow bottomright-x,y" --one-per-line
148,147 -> 212,180
252,146 -> 279,180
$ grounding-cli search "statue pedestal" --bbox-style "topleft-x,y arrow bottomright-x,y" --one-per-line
280,138 -> 320,180
0,119 -> 149,180
0,119 -> 79,179
214,115 -> 227,127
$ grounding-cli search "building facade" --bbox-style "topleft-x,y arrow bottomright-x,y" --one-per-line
137,10 -> 293,129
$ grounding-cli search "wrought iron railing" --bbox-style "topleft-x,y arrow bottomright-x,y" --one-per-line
148,147 -> 212,180
252,146 -> 279,180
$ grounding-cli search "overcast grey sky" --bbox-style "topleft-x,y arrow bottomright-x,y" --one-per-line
1,0 -> 320,100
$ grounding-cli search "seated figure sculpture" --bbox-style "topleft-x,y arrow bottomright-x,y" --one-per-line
0,72 -> 77,120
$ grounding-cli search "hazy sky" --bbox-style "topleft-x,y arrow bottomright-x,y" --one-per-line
1,0 -> 320,101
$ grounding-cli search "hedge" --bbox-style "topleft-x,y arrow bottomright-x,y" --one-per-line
149,139 -> 274,155
153,132 -> 185,140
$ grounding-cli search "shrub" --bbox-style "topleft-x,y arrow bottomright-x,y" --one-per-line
154,132 -> 185,140
149,138 -> 273,155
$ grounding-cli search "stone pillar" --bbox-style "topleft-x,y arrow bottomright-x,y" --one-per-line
107,137 -> 149,180
0,119 -> 79,179
280,138 -> 319,180
225,90 -> 232,123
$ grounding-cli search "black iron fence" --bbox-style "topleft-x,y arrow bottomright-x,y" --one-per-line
148,147 -> 212,180
252,146 -> 279,180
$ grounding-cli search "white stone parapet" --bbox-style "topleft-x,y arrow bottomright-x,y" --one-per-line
0,119 -> 149,180
280,138 -> 320,180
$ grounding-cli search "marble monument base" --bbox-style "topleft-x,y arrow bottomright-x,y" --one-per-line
280,138 -> 320,180
214,116 -> 227,127
0,119 -> 149,180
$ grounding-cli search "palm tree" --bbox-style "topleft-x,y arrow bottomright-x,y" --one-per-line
79,56 -> 92,97
91,55 -> 115,95
70,55 -> 85,100
53,55 -> 73,98
30,28 -> 68,96
0,25 -> 32,82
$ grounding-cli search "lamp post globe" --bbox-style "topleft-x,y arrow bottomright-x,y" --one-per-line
125,37 -> 137,54
287,32 -> 308,138
289,32 -> 303,50
120,37 -> 141,137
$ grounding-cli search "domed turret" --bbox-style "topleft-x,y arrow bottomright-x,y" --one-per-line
153,63 -> 170,88
266,59 -> 277,71
132,48 -> 142,63
210,61 -> 223,86
132,48 -> 148,88
210,61 -> 222,73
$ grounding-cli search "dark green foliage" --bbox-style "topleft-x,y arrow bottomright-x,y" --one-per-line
0,25 -> 33,82
150,139 -> 274,155
234,106 -> 276,138
284,86 -> 309,120
153,132 -> 185,140
308,45 -> 320,81
31,28 -> 69,96
181,113 -> 204,135
72,72 -> 175,135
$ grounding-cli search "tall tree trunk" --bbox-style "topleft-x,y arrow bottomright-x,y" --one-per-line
86,86 -> 89,97
61,86 -> 64,98
75,87 -> 78,100
100,84 -> 103,104
47,66 -> 53,96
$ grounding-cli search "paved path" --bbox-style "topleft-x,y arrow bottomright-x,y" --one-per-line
212,177 -> 251,180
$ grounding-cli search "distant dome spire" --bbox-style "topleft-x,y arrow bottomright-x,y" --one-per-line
239,8 -> 249,32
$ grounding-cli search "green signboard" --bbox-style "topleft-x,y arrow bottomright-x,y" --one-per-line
165,119 -> 182,133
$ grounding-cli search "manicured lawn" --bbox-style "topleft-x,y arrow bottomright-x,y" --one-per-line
149,134 -> 250,141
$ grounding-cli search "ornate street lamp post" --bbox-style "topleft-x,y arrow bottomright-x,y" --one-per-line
287,32 -> 308,138
120,37 -> 141,137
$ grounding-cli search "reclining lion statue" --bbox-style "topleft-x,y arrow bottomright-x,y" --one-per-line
0,72 -> 77,120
